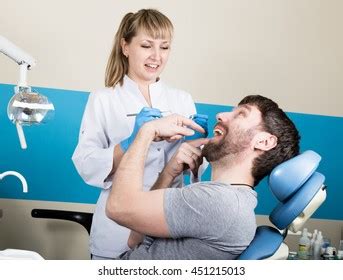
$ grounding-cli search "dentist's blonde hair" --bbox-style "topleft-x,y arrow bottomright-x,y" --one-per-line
105,9 -> 173,88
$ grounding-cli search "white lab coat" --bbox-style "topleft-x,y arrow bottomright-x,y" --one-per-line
72,75 -> 197,258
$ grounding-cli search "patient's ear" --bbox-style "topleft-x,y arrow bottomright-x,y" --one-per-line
254,132 -> 277,151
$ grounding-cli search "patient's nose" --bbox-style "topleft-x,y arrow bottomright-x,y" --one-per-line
216,112 -> 231,122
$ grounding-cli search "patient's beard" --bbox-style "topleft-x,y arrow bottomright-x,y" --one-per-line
202,127 -> 255,163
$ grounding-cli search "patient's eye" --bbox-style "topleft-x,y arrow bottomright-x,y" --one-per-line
235,109 -> 246,118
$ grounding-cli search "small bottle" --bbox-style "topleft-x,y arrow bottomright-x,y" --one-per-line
313,231 -> 323,260
336,250 -> 343,260
309,229 -> 318,259
337,240 -> 343,260
298,228 -> 310,260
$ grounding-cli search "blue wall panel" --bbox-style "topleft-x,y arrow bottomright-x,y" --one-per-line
1,84 -> 342,220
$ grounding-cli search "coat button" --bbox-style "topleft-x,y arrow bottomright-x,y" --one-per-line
157,148 -> 161,151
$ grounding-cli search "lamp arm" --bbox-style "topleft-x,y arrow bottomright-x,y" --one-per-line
0,35 -> 37,88
0,35 -> 36,68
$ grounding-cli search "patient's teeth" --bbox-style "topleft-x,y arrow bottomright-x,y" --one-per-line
213,128 -> 224,136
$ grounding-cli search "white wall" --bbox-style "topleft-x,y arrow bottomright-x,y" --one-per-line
1,0 -> 342,116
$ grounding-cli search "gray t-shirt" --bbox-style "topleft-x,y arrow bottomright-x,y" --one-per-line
118,182 -> 257,260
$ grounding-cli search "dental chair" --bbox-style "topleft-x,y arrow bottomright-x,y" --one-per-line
238,150 -> 326,260
31,150 -> 326,260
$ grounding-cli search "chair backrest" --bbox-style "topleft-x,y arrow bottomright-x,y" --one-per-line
238,150 -> 326,260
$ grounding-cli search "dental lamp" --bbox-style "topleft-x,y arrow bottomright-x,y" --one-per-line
0,37 -> 50,260
0,35 -> 54,149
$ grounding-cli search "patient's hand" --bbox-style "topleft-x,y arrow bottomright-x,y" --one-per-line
127,230 -> 144,249
164,138 -> 209,179
142,114 -> 205,142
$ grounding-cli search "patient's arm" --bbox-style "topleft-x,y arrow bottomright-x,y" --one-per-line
151,168 -> 175,190
107,144 -> 124,180
127,230 -> 144,248
125,167 -> 179,247
107,116 -> 206,237
151,138 -> 208,191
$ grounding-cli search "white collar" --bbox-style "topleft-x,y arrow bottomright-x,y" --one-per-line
123,75 -> 163,95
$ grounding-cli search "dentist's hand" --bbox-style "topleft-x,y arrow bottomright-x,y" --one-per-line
185,114 -> 209,141
163,138 -> 209,179
120,107 -> 162,152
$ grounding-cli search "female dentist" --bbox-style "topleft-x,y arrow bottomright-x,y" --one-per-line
72,9 -> 202,260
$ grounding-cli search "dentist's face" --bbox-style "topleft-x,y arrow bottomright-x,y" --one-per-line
122,31 -> 171,84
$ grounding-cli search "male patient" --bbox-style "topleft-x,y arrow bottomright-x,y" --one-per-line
106,95 -> 300,259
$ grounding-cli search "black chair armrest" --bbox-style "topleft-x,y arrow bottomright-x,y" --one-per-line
31,209 -> 93,235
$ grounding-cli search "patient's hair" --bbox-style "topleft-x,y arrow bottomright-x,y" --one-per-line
105,9 -> 173,87
239,95 -> 300,186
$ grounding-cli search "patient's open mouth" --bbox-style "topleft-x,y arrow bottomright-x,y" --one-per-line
213,128 -> 224,136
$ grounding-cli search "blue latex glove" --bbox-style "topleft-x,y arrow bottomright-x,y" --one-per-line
120,107 -> 162,152
184,114 -> 209,141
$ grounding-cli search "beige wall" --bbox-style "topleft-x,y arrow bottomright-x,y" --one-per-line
1,0 -> 342,116
0,199 -> 94,259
